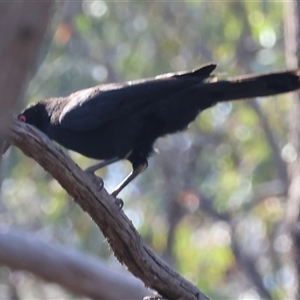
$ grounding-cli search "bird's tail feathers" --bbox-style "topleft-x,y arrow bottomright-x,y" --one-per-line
203,69 -> 300,103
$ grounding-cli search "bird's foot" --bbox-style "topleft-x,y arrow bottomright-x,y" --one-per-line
113,196 -> 124,209
85,170 -> 104,191
143,296 -> 164,300
110,189 -> 124,208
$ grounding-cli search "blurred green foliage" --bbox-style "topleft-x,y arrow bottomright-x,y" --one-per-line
0,1 -> 294,299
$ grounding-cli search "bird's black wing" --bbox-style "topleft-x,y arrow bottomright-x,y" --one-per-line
59,64 -> 217,131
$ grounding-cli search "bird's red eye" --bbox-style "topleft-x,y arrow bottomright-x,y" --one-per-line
19,115 -> 26,122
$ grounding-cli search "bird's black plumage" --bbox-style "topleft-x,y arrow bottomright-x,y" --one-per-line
13,63 -> 300,196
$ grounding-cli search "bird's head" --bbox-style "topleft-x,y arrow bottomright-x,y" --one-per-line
18,102 -> 50,132
2,102 -> 50,155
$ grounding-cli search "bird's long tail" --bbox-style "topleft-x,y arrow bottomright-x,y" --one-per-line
203,70 -> 300,103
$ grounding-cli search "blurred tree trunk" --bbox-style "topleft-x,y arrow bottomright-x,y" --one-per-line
0,2 -> 54,170
284,1 -> 300,299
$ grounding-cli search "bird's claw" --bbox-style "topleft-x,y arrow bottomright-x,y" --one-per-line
114,197 -> 124,209
85,171 -> 104,191
143,296 -> 163,300
85,170 -> 123,208
97,177 -> 104,191
110,190 -> 124,208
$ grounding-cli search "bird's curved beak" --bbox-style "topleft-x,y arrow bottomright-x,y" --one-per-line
2,140 -> 11,155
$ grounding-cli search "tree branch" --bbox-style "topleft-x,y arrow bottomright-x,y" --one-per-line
0,227 -> 150,299
7,119 -> 209,300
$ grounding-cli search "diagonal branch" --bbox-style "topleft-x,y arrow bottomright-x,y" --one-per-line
7,119 -> 209,300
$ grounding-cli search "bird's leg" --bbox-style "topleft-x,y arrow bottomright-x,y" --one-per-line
85,157 -> 120,173
85,157 -> 120,190
111,163 -> 148,197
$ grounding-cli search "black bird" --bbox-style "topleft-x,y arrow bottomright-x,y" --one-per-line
9,64 -> 300,196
